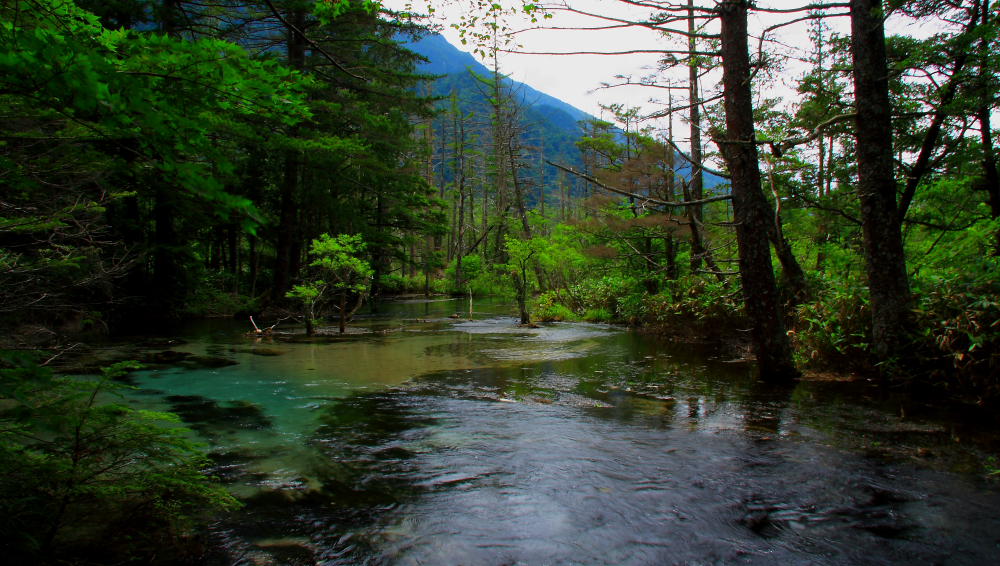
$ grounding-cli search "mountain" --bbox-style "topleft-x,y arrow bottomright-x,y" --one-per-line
404,32 -> 592,203
403,33 -> 724,202
408,33 -> 592,127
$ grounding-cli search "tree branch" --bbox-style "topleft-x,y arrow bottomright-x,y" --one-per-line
546,160 -> 732,207
665,138 -> 732,179
261,0 -> 365,80
772,112 -> 857,155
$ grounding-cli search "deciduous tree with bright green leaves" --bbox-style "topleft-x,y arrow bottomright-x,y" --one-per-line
288,233 -> 374,335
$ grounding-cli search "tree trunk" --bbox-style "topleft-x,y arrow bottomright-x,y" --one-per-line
371,193 -> 387,303
764,157 -> 809,303
514,268 -> 530,325
456,187 -> 465,288
249,234 -> 259,297
271,8 -> 306,303
849,0 -> 913,360
664,235 -> 678,280
152,185 -> 183,309
817,135 -> 826,197
682,181 -> 725,282
339,291 -> 347,334
423,237 -> 431,297
688,0 -> 707,274
718,0 -> 798,380
305,306 -> 314,336
976,1 -> 1000,253
980,105 -> 1000,224
228,225 -> 239,294
665,97 -> 679,280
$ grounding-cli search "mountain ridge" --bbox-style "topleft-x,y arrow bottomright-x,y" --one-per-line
403,32 -> 725,197
407,33 -> 594,128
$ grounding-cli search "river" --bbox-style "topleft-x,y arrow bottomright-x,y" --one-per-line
124,297 -> 1000,565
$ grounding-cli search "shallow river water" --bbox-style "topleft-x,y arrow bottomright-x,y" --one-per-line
126,298 -> 1000,565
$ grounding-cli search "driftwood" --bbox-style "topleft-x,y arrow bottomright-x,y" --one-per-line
247,315 -> 276,336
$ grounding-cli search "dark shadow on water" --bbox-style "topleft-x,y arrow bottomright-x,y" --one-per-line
166,395 -> 272,437
207,390 -> 443,564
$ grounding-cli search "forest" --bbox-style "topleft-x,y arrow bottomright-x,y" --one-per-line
1,0 -> 998,563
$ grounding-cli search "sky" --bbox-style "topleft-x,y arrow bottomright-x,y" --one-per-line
384,1 -> 847,118
383,1 -> 966,141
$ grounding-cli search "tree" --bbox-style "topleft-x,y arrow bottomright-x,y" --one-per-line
486,0 -> 797,377
504,235 -> 538,324
288,233 -> 374,335
715,0 -> 798,379
0,355 -> 237,562
849,0 -> 914,360
0,0 -> 309,327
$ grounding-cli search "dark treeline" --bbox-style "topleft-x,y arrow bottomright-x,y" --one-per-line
1,0 -> 445,332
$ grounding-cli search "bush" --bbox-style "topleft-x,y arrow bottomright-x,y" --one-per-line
0,353 -> 238,563
640,277 -> 746,340
913,275 -> 1000,401
533,292 -> 577,322
792,283 -> 872,370
566,275 -> 643,319
616,291 -> 647,324
378,273 -> 408,293
583,308 -> 614,323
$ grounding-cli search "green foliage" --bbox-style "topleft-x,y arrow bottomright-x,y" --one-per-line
442,254 -> 499,296
287,233 -> 374,332
533,291 -> 577,322
583,307 -> 614,323
308,233 -> 375,294
0,353 -> 237,563
378,273 -> 420,294
182,273 -> 260,318
616,291 -> 648,324
315,0 -> 381,24
286,282 -> 324,317
571,276 -> 631,316
913,272 -> 1000,400
1,0 -> 309,203
0,0 -> 314,321
793,282 -> 873,369
642,277 -> 745,331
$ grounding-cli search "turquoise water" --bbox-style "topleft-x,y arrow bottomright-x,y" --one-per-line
124,298 -> 1000,565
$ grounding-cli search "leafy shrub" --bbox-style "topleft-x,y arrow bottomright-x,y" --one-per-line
640,277 -> 746,340
650,277 -> 742,321
0,353 -> 238,563
913,275 -> 1000,401
567,275 -> 642,319
378,273 -> 408,293
583,308 -> 614,323
182,273 -> 260,317
534,292 -> 577,322
616,291 -> 647,324
792,283 -> 872,369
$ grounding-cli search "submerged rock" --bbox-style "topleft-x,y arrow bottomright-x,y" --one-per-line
140,350 -> 192,364
137,337 -> 189,348
181,355 -> 239,369
231,347 -> 289,356
166,395 -> 273,433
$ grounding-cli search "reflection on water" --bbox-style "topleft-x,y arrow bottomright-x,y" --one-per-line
125,298 -> 1000,565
